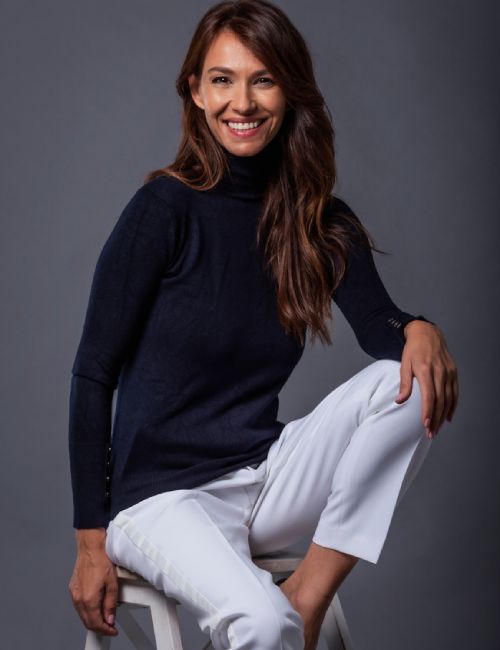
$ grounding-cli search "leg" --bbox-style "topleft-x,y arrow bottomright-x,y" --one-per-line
248,359 -> 434,645
105,485 -> 305,649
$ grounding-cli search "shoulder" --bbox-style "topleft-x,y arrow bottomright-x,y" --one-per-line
140,173 -> 195,213
327,194 -> 359,222
324,194 -> 366,235
324,194 -> 372,253
116,174 -> 193,232
111,177 -> 189,247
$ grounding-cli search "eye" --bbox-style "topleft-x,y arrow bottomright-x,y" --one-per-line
256,77 -> 275,85
210,76 -> 275,86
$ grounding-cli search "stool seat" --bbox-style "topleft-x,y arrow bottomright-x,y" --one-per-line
84,549 -> 354,649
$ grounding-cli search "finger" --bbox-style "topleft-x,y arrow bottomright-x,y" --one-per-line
440,379 -> 453,426
69,574 -> 119,637
444,371 -> 456,424
438,376 -> 454,433
419,370 -> 435,437
447,369 -> 459,421
85,597 -> 119,636
441,353 -> 458,420
439,361 -> 458,428
429,368 -> 445,436
103,574 -> 119,627
430,366 -> 447,434
75,598 -> 99,631
69,585 -> 94,631
395,361 -> 413,403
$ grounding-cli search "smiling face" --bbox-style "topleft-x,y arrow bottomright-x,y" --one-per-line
188,29 -> 287,157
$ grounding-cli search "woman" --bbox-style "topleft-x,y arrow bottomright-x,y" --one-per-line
68,1 -> 458,648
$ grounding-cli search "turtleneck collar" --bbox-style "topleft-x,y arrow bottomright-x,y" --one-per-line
215,136 -> 281,200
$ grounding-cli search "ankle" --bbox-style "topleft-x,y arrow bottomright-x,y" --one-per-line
281,570 -> 333,618
296,582 -> 334,620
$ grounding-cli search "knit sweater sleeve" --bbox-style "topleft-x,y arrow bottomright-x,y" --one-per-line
331,196 -> 435,360
68,184 -> 176,529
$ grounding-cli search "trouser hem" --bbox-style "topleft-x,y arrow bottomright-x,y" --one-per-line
312,526 -> 384,564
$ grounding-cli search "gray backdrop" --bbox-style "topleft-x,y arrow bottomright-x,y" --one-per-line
1,1 -> 498,648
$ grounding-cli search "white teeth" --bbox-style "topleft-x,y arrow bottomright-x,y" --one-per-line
226,120 -> 263,130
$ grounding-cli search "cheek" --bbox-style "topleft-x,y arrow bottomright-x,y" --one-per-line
268,93 -> 287,118
206,106 -> 225,125
204,90 -> 226,110
202,104 -> 221,126
270,105 -> 286,126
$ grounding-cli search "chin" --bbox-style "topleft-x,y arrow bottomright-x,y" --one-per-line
223,138 -> 270,154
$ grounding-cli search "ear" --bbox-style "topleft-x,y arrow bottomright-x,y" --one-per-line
188,73 -> 204,110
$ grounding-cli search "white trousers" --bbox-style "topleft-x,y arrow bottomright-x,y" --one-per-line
105,359 -> 434,649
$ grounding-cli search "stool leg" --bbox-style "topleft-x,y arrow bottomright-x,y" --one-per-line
321,593 -> 355,650
120,581 -> 183,650
84,631 -> 111,650
117,603 -> 156,649
148,588 -> 183,650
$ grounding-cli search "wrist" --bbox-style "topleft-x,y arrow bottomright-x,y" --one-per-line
75,527 -> 107,551
403,319 -> 434,339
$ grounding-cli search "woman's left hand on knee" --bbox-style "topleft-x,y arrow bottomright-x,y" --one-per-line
394,321 -> 459,439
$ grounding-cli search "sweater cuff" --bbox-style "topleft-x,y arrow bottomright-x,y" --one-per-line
388,313 -> 436,344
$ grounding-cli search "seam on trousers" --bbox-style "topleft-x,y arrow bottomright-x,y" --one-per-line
332,401 -> 378,531
110,513 -> 222,641
113,502 -> 290,649
366,373 -> 386,411
243,484 -> 254,523
336,400 -> 420,534
113,503 -> 290,650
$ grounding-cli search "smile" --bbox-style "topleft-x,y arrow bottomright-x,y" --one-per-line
223,118 -> 268,137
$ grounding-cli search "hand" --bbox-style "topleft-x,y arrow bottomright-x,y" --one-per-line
68,530 -> 119,637
394,321 -> 458,438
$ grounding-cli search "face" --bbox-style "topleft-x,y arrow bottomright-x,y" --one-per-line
189,29 -> 287,156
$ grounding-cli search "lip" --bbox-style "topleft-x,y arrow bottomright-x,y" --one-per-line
223,118 -> 268,123
223,117 -> 268,138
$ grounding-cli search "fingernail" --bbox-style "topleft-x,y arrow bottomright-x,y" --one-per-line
107,614 -> 115,625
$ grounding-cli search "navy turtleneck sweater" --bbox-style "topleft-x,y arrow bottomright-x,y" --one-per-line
68,139 -> 433,529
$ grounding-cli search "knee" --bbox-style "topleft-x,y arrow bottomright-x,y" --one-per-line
365,359 -> 401,406
367,359 -> 423,416
218,601 -> 304,650
371,358 -> 401,382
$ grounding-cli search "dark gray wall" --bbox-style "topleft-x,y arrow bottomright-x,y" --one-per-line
1,1 -> 498,648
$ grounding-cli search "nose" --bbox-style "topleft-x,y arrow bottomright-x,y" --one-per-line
230,81 -> 257,114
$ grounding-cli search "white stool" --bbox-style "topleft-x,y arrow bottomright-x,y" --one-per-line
84,548 -> 354,649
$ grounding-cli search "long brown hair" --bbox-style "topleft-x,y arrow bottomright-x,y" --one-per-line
144,0 -> 386,347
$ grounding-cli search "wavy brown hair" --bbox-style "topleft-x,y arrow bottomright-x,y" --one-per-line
144,0 -> 386,347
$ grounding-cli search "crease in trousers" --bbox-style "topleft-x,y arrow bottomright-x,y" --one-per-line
105,359 -> 435,649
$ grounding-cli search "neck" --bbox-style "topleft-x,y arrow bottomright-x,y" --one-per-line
216,137 -> 281,200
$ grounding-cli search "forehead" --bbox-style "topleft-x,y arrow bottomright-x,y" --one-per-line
203,29 -> 266,73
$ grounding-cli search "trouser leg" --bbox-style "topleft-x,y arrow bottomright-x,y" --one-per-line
105,478 -> 305,649
247,359 -> 434,564
104,358 -> 434,649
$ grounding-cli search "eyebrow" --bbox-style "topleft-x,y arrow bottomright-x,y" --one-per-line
206,66 -> 270,75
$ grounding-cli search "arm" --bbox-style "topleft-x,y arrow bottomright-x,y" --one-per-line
69,184 -> 176,529
330,197 -> 458,440
331,197 -> 435,360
